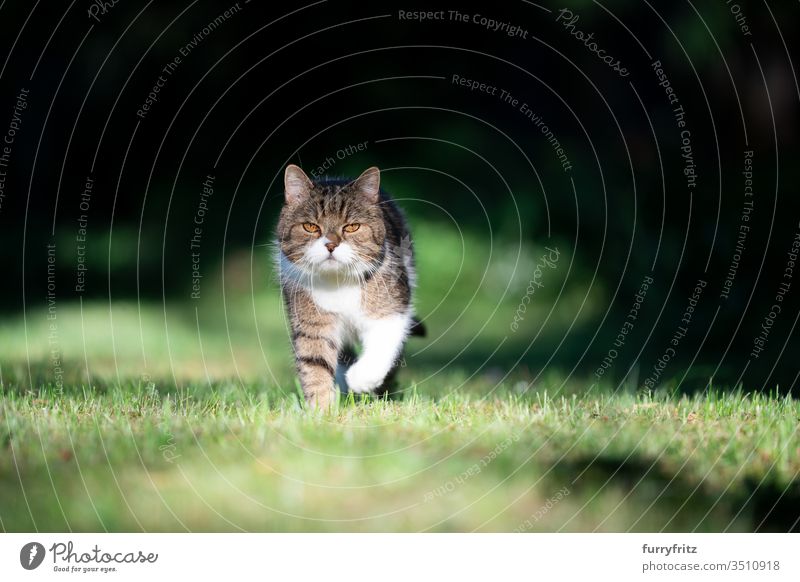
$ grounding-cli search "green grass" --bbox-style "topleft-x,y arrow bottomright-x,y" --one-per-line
1,223 -> 798,531
1,379 -> 798,532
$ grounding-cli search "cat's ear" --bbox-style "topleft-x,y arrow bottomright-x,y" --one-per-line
354,166 -> 380,203
284,164 -> 313,205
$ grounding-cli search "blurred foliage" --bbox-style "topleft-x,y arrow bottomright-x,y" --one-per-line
0,0 -> 797,389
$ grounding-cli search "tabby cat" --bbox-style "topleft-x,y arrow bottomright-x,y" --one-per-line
276,164 -> 424,408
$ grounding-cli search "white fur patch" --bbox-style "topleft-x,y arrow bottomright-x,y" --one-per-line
345,313 -> 410,393
310,283 -> 362,321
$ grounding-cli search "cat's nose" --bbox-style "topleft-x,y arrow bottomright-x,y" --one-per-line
325,241 -> 338,253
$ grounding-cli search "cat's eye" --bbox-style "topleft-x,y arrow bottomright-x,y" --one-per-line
343,223 -> 360,233
302,222 -> 320,234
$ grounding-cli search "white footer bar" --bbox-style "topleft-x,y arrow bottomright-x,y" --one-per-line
1,533 -> 797,581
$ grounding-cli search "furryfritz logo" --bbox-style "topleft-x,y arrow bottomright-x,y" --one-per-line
20,542 -> 46,570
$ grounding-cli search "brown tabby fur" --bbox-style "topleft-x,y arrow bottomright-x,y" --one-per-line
276,165 -> 423,408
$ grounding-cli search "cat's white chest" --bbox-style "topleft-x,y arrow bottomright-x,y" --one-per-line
310,284 -> 365,329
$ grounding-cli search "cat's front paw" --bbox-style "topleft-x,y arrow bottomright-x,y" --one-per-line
345,360 -> 386,394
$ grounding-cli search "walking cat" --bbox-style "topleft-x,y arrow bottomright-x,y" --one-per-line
276,164 -> 424,408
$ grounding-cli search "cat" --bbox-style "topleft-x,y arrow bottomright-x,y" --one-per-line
276,164 -> 425,408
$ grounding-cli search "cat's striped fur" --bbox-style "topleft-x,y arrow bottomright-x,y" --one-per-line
276,165 -> 424,408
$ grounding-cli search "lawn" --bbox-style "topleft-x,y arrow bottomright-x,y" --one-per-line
1,223 -> 798,532
2,379 -> 798,532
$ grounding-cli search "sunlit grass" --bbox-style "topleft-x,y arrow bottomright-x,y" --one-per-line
1,378 -> 798,532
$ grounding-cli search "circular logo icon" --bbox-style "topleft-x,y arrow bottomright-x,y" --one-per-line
20,542 -> 46,570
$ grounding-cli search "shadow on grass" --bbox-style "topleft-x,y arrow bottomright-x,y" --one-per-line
405,334 -> 791,397
560,456 -> 800,532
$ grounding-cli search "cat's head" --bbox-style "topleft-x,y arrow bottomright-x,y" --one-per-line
277,164 -> 386,280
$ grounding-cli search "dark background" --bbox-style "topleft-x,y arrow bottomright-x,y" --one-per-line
0,0 -> 797,391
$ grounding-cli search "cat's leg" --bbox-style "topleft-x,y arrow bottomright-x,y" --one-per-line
346,313 -> 410,394
335,344 -> 358,393
290,302 -> 341,409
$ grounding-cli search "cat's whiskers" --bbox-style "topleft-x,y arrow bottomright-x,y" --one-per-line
350,248 -> 393,298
